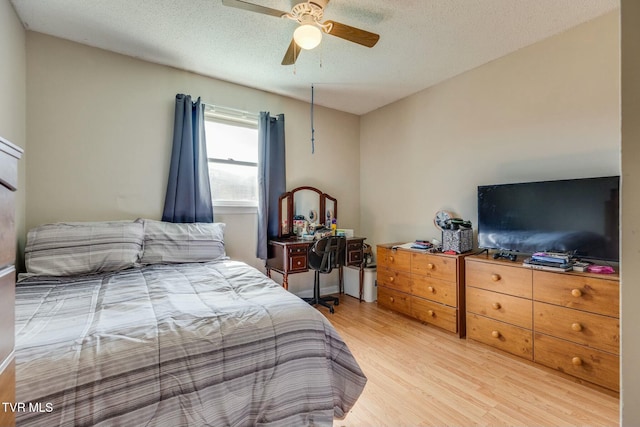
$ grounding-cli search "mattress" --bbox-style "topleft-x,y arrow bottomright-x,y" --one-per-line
14,260 -> 366,426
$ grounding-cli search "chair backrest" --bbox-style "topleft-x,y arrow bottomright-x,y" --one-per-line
308,235 -> 346,274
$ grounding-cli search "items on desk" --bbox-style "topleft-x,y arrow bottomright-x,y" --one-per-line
336,229 -> 354,238
293,215 -> 308,237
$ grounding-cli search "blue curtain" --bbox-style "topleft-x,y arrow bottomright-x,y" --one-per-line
256,112 -> 286,260
162,94 -> 214,223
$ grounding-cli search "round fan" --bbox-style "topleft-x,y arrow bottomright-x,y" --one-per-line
434,210 -> 453,231
221,0 -> 380,65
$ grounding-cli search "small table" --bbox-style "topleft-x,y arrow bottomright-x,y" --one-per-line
266,236 -> 367,301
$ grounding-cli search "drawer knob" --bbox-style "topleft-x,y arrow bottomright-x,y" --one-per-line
427,309 -> 434,317
390,297 -> 395,303
492,302 -> 501,310
389,276 -> 395,283
427,286 -> 434,293
491,274 -> 501,282
389,256 -> 394,262
572,356 -> 583,366
491,330 -> 501,338
571,288 -> 583,297
426,263 -> 434,270
571,322 -> 583,332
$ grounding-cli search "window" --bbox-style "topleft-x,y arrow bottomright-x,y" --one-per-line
205,109 -> 259,207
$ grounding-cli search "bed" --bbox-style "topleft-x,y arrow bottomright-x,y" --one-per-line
14,219 -> 366,427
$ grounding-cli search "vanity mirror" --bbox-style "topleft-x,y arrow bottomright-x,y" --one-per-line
277,186 -> 337,237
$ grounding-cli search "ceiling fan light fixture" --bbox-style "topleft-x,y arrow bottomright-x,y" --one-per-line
293,24 -> 322,50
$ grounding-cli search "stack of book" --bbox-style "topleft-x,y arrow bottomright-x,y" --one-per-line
411,239 -> 433,250
523,252 -> 573,272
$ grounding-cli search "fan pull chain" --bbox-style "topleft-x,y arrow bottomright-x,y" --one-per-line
311,84 -> 315,154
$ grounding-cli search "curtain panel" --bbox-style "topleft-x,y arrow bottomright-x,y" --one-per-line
256,112 -> 286,260
162,94 -> 214,223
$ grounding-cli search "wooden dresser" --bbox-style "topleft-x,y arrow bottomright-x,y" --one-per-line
377,243 -> 466,337
466,254 -> 619,391
0,136 -> 23,427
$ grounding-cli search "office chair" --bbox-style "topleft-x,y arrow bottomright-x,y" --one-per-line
303,235 -> 346,314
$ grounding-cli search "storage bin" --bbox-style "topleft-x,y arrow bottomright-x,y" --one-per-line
344,264 -> 377,302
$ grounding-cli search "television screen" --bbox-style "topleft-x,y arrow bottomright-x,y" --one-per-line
477,176 -> 619,261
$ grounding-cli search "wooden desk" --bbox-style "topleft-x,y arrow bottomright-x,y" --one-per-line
266,237 -> 367,300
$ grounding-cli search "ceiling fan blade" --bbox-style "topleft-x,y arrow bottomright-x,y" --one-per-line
323,20 -> 380,48
281,39 -> 301,65
221,0 -> 287,18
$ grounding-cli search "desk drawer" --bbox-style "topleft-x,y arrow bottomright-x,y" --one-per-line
467,313 -> 533,360
346,242 -> 363,265
287,245 -> 308,272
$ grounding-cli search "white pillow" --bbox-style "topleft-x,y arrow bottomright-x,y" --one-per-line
140,219 -> 227,264
24,220 -> 144,276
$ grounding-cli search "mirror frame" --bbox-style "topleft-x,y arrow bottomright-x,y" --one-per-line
278,186 -> 337,238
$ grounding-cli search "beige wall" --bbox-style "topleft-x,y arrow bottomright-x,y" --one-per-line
25,33 -> 361,295
0,2 -> 27,268
360,8 -> 629,420
621,0 -> 639,424
360,11 -> 620,249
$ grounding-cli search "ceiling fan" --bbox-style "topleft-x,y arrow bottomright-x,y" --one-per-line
221,0 -> 380,65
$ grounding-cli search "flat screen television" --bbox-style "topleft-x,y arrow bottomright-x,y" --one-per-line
477,176 -> 620,262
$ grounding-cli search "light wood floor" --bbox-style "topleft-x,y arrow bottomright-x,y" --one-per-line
322,295 -> 619,427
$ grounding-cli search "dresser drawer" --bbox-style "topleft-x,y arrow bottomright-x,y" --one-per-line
534,301 -> 619,355
0,267 -> 15,366
467,313 -> 533,360
411,253 -> 457,282
0,358 -> 15,427
377,267 -> 411,293
377,247 -> 411,272
0,187 -> 16,269
411,297 -> 457,333
467,286 -> 532,329
534,333 -> 619,391
466,260 -> 532,298
377,287 -> 411,316
533,271 -> 619,317
411,275 -> 456,306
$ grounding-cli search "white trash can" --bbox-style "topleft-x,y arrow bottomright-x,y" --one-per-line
344,264 -> 377,302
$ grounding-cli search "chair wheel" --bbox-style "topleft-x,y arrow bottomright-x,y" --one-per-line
334,300 -> 339,306
329,306 -> 334,314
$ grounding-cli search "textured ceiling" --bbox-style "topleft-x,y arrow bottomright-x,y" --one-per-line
10,0 -> 618,115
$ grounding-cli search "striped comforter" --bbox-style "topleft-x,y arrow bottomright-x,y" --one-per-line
14,260 -> 367,426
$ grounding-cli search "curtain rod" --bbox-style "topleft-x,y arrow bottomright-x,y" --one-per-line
203,102 -> 259,121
